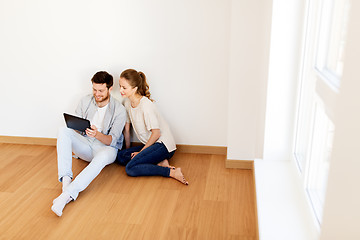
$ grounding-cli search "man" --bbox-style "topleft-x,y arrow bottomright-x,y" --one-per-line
51,71 -> 126,217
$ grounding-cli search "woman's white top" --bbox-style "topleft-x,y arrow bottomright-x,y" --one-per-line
124,97 -> 176,152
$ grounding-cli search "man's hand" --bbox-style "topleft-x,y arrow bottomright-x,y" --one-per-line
85,125 -> 98,138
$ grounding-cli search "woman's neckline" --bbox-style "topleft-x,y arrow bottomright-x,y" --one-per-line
130,96 -> 143,109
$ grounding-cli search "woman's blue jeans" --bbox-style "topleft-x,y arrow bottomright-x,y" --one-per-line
116,142 -> 175,177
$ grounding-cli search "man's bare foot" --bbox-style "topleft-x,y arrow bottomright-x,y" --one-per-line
157,159 -> 175,169
170,168 -> 189,185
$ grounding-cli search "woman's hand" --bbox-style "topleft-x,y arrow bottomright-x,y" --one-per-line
130,129 -> 160,159
131,152 -> 139,159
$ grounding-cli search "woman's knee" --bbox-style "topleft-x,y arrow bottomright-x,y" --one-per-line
125,165 -> 137,177
116,150 -> 128,165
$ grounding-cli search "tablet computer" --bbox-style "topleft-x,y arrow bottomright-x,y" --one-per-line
63,113 -> 91,132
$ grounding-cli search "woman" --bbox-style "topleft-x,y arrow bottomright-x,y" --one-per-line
116,69 -> 188,185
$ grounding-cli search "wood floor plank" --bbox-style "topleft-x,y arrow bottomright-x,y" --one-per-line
197,200 -> 229,239
0,143 -> 258,239
166,153 -> 210,232
140,189 -> 180,240
203,154 -> 232,201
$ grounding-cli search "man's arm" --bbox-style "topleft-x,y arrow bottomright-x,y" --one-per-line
106,103 -> 127,148
75,96 -> 86,118
85,125 -> 112,145
95,133 -> 112,145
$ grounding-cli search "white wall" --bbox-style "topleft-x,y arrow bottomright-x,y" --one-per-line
263,0 -> 304,161
0,0 -> 230,147
227,0 -> 272,160
320,0 -> 360,238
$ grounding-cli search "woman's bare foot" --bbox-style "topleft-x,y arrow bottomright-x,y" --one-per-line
170,168 -> 189,185
157,159 -> 175,169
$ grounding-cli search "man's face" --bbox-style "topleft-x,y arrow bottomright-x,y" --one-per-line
92,83 -> 111,104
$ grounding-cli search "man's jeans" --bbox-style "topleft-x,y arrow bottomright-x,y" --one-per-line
57,127 -> 117,200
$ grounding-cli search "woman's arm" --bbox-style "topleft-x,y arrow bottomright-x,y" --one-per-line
123,122 -> 131,149
131,129 -> 161,158
142,129 -> 161,150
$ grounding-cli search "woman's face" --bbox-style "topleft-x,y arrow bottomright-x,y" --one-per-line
119,77 -> 137,98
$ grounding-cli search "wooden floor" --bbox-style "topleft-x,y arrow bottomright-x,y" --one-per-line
0,143 -> 258,240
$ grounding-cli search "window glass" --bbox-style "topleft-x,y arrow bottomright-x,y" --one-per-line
306,99 -> 334,223
316,0 -> 351,86
326,0 -> 350,77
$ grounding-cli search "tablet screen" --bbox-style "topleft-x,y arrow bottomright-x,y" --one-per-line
63,113 -> 91,132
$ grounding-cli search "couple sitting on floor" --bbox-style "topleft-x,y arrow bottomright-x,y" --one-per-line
51,69 -> 188,217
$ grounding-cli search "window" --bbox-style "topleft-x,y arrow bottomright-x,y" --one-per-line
315,0 -> 351,88
305,99 -> 334,222
294,0 -> 350,225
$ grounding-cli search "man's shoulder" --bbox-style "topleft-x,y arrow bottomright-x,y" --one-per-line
110,96 -> 126,112
77,94 -> 94,109
80,94 -> 94,103
110,96 -> 122,106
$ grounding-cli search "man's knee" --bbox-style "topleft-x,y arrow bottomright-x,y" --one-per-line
58,126 -> 73,138
93,149 -> 117,165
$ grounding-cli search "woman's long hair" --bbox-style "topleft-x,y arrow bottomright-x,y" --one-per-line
120,69 -> 153,101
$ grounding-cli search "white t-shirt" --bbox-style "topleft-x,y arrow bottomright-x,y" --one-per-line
124,97 -> 176,152
91,104 -> 109,133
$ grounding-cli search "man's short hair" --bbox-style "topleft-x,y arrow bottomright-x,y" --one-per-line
91,71 -> 113,89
